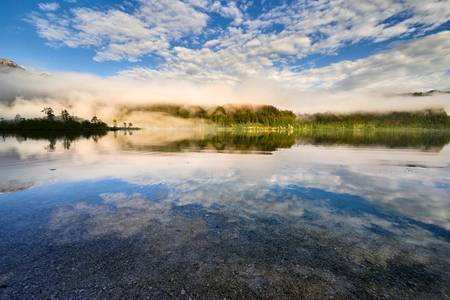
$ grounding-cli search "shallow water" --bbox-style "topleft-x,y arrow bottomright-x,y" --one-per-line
1,130 -> 450,299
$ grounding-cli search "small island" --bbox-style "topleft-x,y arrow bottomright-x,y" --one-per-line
0,107 -> 139,139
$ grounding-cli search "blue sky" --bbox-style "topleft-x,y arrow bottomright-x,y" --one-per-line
0,0 -> 449,114
0,0 -> 139,74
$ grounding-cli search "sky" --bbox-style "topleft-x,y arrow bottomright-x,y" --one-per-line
0,0 -> 450,117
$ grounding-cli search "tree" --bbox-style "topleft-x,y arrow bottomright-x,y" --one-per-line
113,119 -> 117,128
41,107 -> 55,120
91,116 -> 100,124
128,122 -> 133,128
61,109 -> 71,121
14,114 -> 23,123
123,122 -> 127,128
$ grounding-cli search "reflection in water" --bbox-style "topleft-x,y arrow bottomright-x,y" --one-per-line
3,128 -> 450,154
109,128 -> 450,153
0,129 -> 449,298
1,132 -> 105,153
117,131 -> 297,153
296,128 -> 450,151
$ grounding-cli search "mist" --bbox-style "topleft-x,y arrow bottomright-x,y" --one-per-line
1,67 -> 449,126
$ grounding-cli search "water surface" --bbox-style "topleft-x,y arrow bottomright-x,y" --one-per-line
1,130 -> 449,299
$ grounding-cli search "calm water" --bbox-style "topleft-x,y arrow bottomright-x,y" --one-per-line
1,129 -> 450,299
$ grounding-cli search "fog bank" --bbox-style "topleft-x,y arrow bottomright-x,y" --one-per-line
1,67 -> 449,126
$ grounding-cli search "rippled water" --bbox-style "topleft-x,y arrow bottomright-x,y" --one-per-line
1,129 -> 449,299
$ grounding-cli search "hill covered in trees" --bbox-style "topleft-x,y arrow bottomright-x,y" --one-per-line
297,108 -> 450,129
120,105 -> 450,129
119,104 -> 297,127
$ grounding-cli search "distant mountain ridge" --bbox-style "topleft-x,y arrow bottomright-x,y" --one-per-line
0,58 -> 25,72
402,90 -> 450,97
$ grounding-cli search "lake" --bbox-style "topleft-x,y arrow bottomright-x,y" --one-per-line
1,129 -> 449,299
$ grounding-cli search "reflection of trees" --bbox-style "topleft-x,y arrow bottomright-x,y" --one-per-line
6,130 -> 107,141
117,129 -> 450,154
4,128 -> 450,155
63,138 -> 72,150
118,132 -> 298,153
5,132 -> 107,152
45,138 -> 57,152
15,135 -> 26,143
296,129 -> 450,151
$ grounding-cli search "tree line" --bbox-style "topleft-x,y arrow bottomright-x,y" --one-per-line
119,104 -> 298,126
119,104 -> 450,129
0,107 -> 109,134
296,108 -> 450,129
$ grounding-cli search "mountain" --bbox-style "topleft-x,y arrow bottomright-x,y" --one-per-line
0,58 -> 25,72
402,90 -> 450,97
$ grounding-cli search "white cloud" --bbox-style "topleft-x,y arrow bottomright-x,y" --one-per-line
31,0 -> 209,62
11,1 -> 450,114
70,8 -> 166,62
123,31 -> 450,94
38,2 -> 60,12
289,31 -> 450,92
253,0 -> 450,52
1,32 -> 450,119
27,0 -> 450,92
210,1 -> 243,24
136,0 -> 209,37
30,0 -> 450,65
